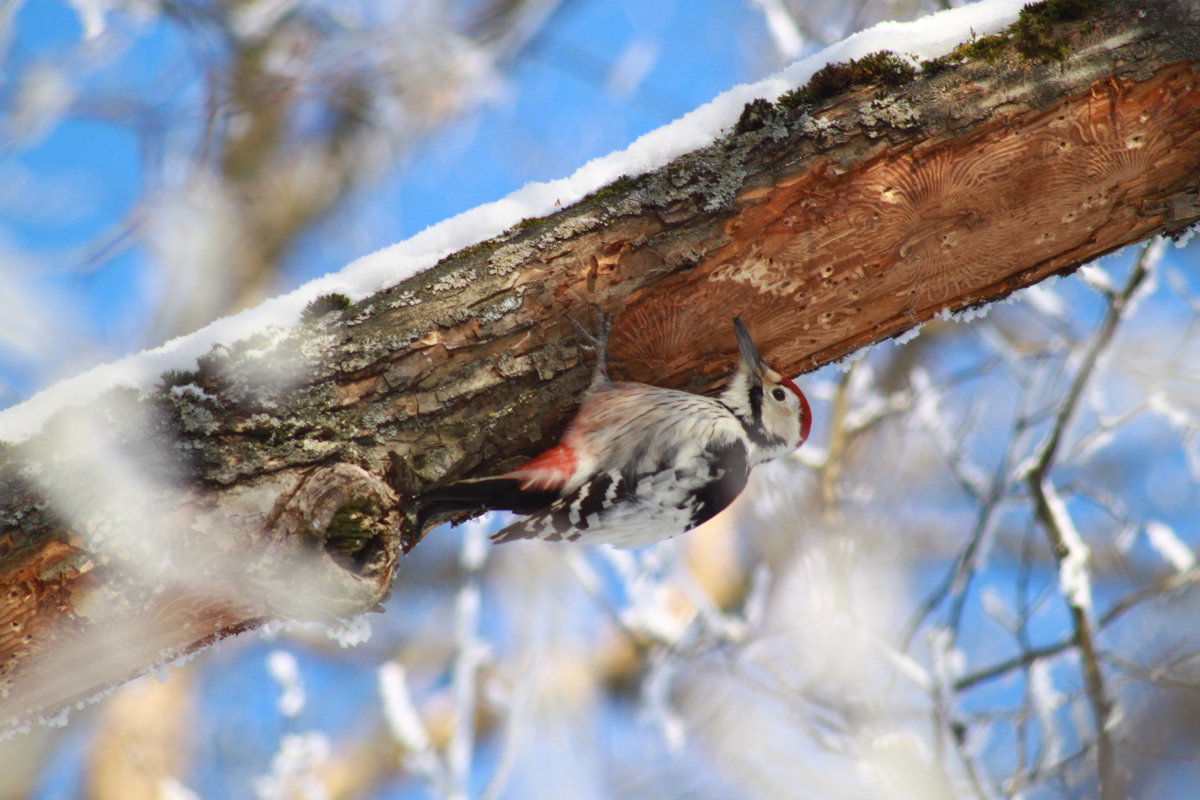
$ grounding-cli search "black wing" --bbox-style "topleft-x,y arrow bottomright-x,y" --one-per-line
687,439 -> 750,529
491,470 -> 631,543
417,477 -> 557,532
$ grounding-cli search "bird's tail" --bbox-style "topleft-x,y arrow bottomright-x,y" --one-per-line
416,476 -> 556,532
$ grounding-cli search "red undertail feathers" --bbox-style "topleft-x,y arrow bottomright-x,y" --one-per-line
509,443 -> 577,492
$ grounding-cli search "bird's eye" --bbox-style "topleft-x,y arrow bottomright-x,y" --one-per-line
771,387 -> 787,402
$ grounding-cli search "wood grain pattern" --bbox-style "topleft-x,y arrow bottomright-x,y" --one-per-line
618,62 -> 1200,376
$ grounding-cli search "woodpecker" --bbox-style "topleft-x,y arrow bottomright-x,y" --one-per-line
417,310 -> 812,548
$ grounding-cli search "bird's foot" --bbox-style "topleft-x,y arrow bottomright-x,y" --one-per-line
567,304 -> 611,384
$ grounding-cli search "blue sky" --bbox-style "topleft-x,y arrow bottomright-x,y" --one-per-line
2,0 -> 775,403
9,1 -> 1200,797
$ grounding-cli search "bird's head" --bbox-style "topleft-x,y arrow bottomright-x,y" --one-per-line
722,317 -> 812,464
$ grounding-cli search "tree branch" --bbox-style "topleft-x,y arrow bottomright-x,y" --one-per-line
1023,239 -> 1160,800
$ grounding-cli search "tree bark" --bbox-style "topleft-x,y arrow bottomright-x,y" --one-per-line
1,0 -> 1198,730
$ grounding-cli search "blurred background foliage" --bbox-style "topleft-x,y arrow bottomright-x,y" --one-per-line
2,0 -> 1199,798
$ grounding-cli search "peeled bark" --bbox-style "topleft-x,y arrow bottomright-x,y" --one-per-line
1,0 -> 1198,731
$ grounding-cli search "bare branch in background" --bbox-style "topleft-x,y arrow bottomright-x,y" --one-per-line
1023,240 -> 1158,800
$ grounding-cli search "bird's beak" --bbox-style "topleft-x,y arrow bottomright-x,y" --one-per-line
732,316 -> 767,374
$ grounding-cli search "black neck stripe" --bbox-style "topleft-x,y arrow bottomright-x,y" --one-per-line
720,396 -> 784,450
747,384 -> 763,427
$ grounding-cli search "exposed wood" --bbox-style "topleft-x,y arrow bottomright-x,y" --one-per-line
1,0 -> 1198,731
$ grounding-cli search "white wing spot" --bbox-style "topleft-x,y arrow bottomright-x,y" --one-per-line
605,472 -> 621,502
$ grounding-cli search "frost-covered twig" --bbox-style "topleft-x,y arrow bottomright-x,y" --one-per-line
374,521 -> 500,800
954,568 -> 1200,694
257,651 -> 330,800
1095,568 -> 1200,630
905,405 -> 1022,647
479,647 -> 539,800
900,337 -> 1052,648
448,520 -> 491,800
954,639 -> 1075,693
1006,528 -> 1038,793
266,650 -> 306,719
378,661 -> 450,792
561,547 -> 656,652
926,629 -> 996,800
1021,241 -> 1161,800
1024,241 -> 1159,481
1105,651 -> 1200,696
818,362 -> 855,516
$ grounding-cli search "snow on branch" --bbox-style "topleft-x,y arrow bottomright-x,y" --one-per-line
0,0 -> 1030,443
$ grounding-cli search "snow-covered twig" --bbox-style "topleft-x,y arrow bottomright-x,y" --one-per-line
447,519 -> 492,800
1021,241 -> 1162,800
378,661 -> 449,791
926,629 -> 996,800
257,652 -> 329,800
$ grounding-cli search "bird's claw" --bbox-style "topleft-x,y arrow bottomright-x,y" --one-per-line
567,304 -> 610,354
567,304 -> 612,384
